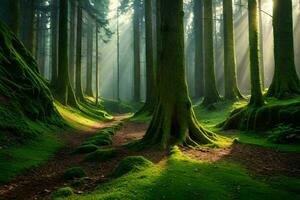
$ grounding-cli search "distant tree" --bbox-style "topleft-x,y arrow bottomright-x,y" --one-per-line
223,0 -> 243,100
51,0 -> 58,85
142,0 -> 219,148
54,0 -> 77,106
194,0 -> 205,99
202,0 -> 221,106
267,0 -> 300,98
248,0 -> 264,106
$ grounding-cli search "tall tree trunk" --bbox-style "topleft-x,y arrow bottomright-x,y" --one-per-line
55,0 -> 77,106
95,24 -> 99,105
75,4 -> 85,101
69,0 -> 77,89
135,0 -> 156,116
267,0 -> 300,98
142,0 -> 219,148
223,0 -> 243,100
9,0 -> 20,37
133,0 -> 141,102
51,0 -> 58,85
202,0 -> 220,106
194,0 -> 204,99
248,0 -> 264,106
116,8 -> 120,101
258,0 -> 265,88
23,0 -> 35,54
85,17 -> 94,97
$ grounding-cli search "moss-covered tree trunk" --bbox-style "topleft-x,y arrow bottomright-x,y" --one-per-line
135,0 -> 156,116
258,0 -> 265,88
133,0 -> 141,102
75,4 -> 85,101
23,0 -> 35,55
85,18 -> 94,97
248,0 -> 264,106
202,0 -> 221,106
69,0 -> 77,89
142,0 -> 219,148
267,0 -> 300,98
54,0 -> 77,106
9,0 -> 20,37
223,0 -> 243,100
194,0 -> 205,99
50,0 -> 58,86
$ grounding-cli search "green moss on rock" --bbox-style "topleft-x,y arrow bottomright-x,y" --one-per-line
63,167 -> 86,180
73,144 -> 99,154
84,148 -> 118,162
112,156 -> 153,177
51,187 -> 73,199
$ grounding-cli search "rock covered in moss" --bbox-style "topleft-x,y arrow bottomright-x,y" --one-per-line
84,148 -> 118,162
63,167 -> 86,180
0,20 -> 62,144
112,156 -> 153,177
51,187 -> 74,199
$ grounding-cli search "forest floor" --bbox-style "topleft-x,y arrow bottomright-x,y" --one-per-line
0,101 -> 300,200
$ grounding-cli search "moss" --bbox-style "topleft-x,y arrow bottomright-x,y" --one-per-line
71,178 -> 87,187
84,148 -> 118,162
73,144 -> 99,154
51,187 -> 74,199
63,167 -> 86,180
112,156 -> 153,177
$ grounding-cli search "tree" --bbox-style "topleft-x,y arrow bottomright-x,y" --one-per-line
135,0 -> 156,116
95,23 -> 100,105
202,0 -> 221,106
133,0 -> 142,102
267,0 -> 300,98
54,0 -> 77,106
142,0 -> 219,148
51,0 -> 58,85
85,16 -> 94,97
194,0 -> 205,99
75,1 -> 85,101
223,0 -> 243,100
23,0 -> 36,54
69,0 -> 77,88
8,0 -> 20,37
248,0 -> 264,106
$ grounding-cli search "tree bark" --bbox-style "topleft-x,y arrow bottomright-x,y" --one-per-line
142,0 -> 219,148
9,0 -> 20,37
133,0 -> 142,102
202,0 -> 221,106
95,24 -> 99,105
194,0 -> 205,99
23,0 -> 35,54
75,3 -> 85,101
248,0 -> 264,106
85,16 -> 94,97
69,0 -> 77,89
55,0 -> 77,106
223,0 -> 243,100
51,0 -> 58,85
267,0 -> 300,98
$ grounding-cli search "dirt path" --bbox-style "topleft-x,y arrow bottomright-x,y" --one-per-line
1,119 -> 299,200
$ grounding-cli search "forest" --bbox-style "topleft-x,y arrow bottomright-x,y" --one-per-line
0,0 -> 299,199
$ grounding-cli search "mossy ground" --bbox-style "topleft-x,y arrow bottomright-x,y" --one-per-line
63,167 -> 86,180
57,148 -> 300,200
84,148 -> 118,162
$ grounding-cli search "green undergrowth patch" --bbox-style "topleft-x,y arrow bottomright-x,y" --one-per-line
102,98 -> 143,114
194,100 -> 247,130
0,124 -> 62,185
63,167 -> 87,180
112,156 -> 153,177
51,187 -> 74,199
73,144 -> 99,154
59,148 -> 299,200
84,148 -> 118,162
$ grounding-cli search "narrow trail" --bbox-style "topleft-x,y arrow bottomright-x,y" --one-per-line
0,116 -> 299,200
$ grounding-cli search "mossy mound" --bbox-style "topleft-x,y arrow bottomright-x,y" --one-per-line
112,156 -> 153,177
84,148 -> 118,162
63,167 -> 86,180
84,134 -> 112,146
0,20 -> 62,144
51,187 -> 73,199
73,144 -> 99,154
221,98 -> 300,131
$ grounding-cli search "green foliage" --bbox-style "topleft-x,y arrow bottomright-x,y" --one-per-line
63,167 -> 86,180
51,187 -> 74,199
0,20 -> 63,144
73,144 -> 99,154
102,99 -> 142,114
267,124 -> 300,144
84,135 -> 112,146
0,128 -> 62,185
112,156 -> 153,177
84,148 -> 118,162
58,149 -> 299,200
